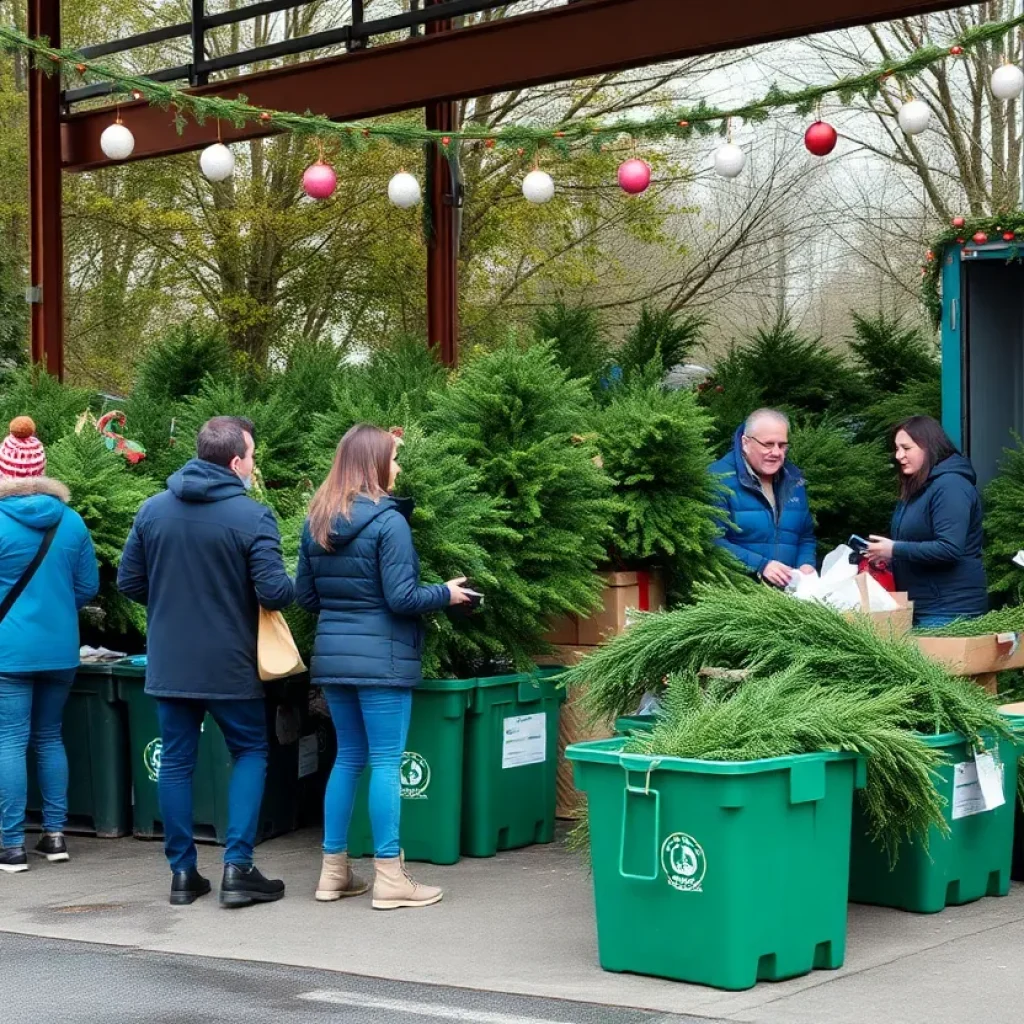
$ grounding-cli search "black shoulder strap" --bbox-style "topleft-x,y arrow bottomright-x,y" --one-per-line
0,522 -> 60,625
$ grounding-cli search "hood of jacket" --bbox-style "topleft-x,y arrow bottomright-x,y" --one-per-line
926,453 -> 977,487
168,459 -> 248,503
328,494 -> 413,547
0,476 -> 71,530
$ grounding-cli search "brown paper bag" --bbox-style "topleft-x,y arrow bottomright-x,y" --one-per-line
258,608 -> 306,681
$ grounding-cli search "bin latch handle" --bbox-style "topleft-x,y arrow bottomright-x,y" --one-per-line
617,757 -> 662,882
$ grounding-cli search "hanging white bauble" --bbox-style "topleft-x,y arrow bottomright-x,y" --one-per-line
897,99 -> 931,136
522,169 -> 555,204
100,122 -> 135,161
991,63 -> 1024,101
713,142 -> 746,179
199,143 -> 235,183
387,171 -> 422,209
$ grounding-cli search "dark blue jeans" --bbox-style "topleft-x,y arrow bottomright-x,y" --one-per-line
322,686 -> 412,859
155,698 -> 267,874
0,670 -> 75,848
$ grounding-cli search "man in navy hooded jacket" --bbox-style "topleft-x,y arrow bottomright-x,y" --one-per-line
710,409 -> 817,588
118,417 -> 294,909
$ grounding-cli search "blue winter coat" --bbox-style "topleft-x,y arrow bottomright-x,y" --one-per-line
295,495 -> 449,688
117,459 -> 295,700
891,454 -> 987,622
0,477 -> 99,673
711,426 -> 817,577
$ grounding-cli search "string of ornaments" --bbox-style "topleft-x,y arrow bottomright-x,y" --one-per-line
74,37 -> 1024,203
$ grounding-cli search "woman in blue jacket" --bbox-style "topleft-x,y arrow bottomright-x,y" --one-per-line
0,417 -> 100,874
866,416 -> 987,627
296,424 -> 470,909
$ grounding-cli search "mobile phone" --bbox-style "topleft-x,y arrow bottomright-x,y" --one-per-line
848,534 -> 869,554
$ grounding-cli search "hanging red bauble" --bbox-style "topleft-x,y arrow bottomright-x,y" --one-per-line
972,231 -> 989,244
485,139 -> 495,148
925,250 -> 935,261
956,237 -> 965,244
804,121 -> 838,157
950,45 -> 964,56
302,160 -> 337,200
75,63 -> 86,73
617,158 -> 652,194
678,120 -> 689,128
441,136 -> 451,146
952,216 -> 966,228
259,112 -> 271,122
1004,231 -> 1016,241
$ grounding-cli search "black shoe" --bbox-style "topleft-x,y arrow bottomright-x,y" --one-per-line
170,867 -> 212,906
219,863 -> 285,908
0,847 -> 29,874
34,833 -> 70,863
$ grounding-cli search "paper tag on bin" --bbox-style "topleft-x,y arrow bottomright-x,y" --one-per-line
974,751 -> 1006,812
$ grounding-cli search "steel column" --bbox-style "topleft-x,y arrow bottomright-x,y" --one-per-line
28,0 -> 64,378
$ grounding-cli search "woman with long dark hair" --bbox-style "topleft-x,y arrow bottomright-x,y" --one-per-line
296,424 -> 470,909
866,415 -> 987,627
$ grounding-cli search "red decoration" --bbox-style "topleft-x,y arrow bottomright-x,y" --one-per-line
75,63 -> 86,73
804,121 -> 838,156
952,216 -> 966,228
925,250 -> 935,261
96,411 -> 146,465
441,136 -> 451,146
259,112 -> 271,122
956,237 -> 965,244
973,231 -> 989,244
950,45 -> 964,56
302,160 -> 337,200
617,158 -> 652,195
1004,231 -> 1016,241
554,131 -> 565,138
678,120 -> 689,128
131,89 -> 143,101
517,147 -> 525,156
485,139 -> 495,148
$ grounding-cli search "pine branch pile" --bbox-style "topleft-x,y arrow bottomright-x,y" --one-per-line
562,585 -> 1009,851
917,606 -> 1024,637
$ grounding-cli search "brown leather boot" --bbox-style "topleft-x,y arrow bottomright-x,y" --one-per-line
372,856 -> 443,910
315,853 -> 369,902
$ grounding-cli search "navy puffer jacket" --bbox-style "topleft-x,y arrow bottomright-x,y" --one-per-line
710,425 -> 817,577
891,454 -> 987,622
295,495 -> 449,687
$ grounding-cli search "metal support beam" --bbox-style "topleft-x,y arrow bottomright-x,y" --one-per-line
425,1 -> 460,368
61,0 -> 982,171
28,0 -> 64,378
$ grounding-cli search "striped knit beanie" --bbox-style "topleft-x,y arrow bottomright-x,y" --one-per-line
0,416 -> 47,479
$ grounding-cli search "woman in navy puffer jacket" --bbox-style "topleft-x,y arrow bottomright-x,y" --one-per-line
296,424 -> 470,910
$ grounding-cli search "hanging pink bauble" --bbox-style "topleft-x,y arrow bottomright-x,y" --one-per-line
972,231 -> 989,245
303,161 -> 337,200
617,158 -> 651,195
804,121 -> 838,157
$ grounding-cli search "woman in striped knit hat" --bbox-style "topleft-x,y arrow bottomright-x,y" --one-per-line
0,417 -> 99,874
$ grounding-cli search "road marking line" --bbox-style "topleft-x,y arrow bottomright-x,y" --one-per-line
296,989 -> 584,1023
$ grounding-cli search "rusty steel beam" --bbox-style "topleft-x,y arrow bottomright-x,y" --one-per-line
28,0 -> 64,378
62,0 -> 980,171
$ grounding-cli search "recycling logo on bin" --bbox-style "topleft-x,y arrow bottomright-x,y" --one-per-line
143,738 -> 163,782
400,751 -> 430,799
661,832 -> 706,892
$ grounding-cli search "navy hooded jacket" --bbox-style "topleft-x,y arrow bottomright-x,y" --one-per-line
117,459 -> 295,700
0,476 -> 99,674
891,453 -> 987,622
710,425 -> 817,577
295,495 -> 449,688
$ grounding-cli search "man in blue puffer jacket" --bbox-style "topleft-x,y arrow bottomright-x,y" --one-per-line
710,409 -> 817,588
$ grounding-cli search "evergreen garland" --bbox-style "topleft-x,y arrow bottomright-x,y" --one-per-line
428,341 -> 616,663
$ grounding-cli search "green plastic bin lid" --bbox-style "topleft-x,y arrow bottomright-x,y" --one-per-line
112,655 -> 147,677
565,735 -> 862,777
417,677 -> 477,692
76,661 -> 117,676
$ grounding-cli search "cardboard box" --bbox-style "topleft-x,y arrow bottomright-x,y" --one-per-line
840,577 -> 914,638
543,568 -> 666,647
914,633 -> 1024,676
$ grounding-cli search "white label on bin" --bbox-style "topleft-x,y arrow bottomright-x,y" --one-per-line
661,833 -> 706,893
502,713 -> 546,769
400,752 -> 431,799
298,734 -> 319,779
952,758 -> 1005,819
974,751 -> 1006,812
143,738 -> 162,782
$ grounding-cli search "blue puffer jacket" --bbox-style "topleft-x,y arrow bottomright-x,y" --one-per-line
891,454 -> 987,622
710,426 -> 817,577
295,495 -> 449,687
0,476 -> 99,673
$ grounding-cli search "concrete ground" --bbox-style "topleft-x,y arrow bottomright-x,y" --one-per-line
1,828 -> 1023,1023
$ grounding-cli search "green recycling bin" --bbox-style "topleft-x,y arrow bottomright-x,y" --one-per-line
849,730 -> 1019,913
614,715 -> 658,735
998,708 -> 1024,882
460,669 -> 565,858
567,737 -> 864,990
343,677 -> 476,865
26,663 -> 131,837
115,659 -> 303,845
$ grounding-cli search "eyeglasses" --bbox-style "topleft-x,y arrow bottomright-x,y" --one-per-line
743,435 -> 789,453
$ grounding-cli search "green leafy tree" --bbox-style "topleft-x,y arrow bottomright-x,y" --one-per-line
849,312 -> 939,395
532,303 -> 610,387
429,341 -> 615,664
0,365 -> 93,443
615,305 -> 706,383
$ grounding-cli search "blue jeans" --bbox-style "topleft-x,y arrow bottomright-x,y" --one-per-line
0,670 -> 75,848
156,698 -> 268,874
323,686 -> 412,859
916,613 -> 958,628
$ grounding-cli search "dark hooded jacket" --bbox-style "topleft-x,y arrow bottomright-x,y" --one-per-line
891,453 -> 988,622
295,495 -> 449,687
117,459 -> 294,699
